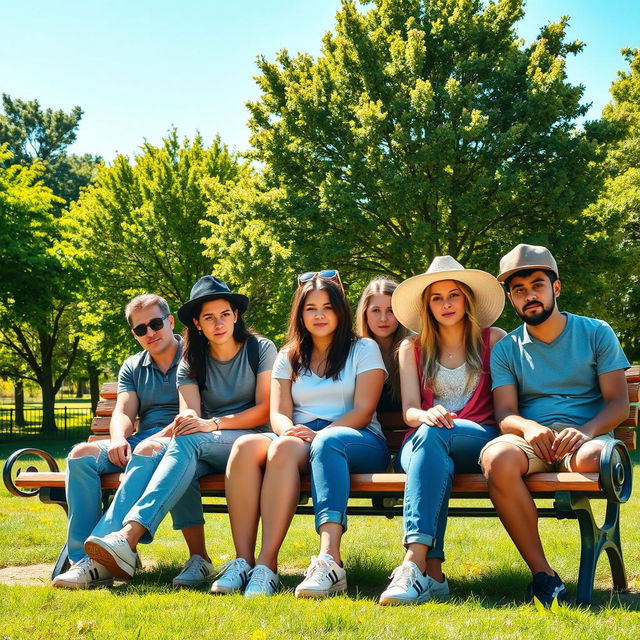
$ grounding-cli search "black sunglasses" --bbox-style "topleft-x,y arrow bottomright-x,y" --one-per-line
297,270 -> 340,285
132,314 -> 170,337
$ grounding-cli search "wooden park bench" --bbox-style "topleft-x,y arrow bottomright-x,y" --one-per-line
3,368 -> 638,604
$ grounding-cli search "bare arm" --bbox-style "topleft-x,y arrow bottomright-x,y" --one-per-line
327,368 -> 385,429
270,377 -> 295,436
173,370 -> 273,435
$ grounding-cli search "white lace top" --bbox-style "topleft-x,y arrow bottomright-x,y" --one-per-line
432,362 -> 479,412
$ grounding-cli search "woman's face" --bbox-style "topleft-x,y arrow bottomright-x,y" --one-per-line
194,299 -> 237,345
302,289 -> 339,339
365,294 -> 398,340
427,280 -> 467,327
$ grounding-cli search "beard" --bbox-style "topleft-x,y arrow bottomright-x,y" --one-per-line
515,299 -> 555,326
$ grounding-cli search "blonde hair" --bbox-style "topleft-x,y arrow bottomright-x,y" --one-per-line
417,280 -> 483,391
356,278 -> 409,402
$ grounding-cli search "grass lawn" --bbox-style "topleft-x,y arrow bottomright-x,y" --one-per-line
0,441 -> 638,639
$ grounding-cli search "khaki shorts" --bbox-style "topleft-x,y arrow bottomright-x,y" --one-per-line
479,424 -> 612,475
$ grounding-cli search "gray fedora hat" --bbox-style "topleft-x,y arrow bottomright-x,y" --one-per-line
177,276 -> 249,325
392,256 -> 505,332
497,244 -> 559,283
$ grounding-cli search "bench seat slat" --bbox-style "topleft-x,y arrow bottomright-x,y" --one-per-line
14,470 -> 601,494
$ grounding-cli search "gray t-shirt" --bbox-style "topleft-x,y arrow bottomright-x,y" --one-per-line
177,336 -> 277,424
117,336 -> 183,432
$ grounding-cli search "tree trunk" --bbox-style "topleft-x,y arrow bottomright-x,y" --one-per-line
14,380 -> 25,427
75,378 -> 86,398
41,382 -> 58,432
88,365 -> 100,415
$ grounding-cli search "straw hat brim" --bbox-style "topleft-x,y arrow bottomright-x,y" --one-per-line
391,269 -> 505,333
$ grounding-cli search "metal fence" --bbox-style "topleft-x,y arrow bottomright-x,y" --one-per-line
0,406 -> 93,441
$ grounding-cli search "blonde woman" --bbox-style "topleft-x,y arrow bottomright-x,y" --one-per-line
355,278 -> 409,413
379,256 -> 506,605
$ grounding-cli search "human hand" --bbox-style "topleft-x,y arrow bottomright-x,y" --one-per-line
173,416 -> 216,436
282,424 -> 317,442
107,437 -> 131,467
523,424 -> 557,465
551,428 -> 590,460
421,405 -> 457,429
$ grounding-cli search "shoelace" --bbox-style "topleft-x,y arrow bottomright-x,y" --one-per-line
215,559 -> 246,580
248,566 -> 273,589
303,556 -> 331,582
74,556 -> 94,572
387,564 -> 419,590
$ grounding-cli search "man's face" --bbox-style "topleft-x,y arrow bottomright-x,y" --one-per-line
507,270 -> 560,326
129,304 -> 175,355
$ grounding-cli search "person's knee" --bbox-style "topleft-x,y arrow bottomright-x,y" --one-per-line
411,423 -> 449,449
482,444 -> 525,482
230,435 -> 268,465
570,440 -> 604,473
267,436 -> 306,467
68,442 -> 100,460
133,439 -> 166,457
309,429 -> 343,458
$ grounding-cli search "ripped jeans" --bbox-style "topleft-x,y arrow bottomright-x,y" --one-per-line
65,428 -> 164,563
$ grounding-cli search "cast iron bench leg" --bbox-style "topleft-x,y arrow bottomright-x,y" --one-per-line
555,491 -> 627,605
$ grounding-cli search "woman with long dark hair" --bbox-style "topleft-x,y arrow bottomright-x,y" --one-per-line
378,256 -> 505,605
213,271 -> 390,597
83,276 -> 277,587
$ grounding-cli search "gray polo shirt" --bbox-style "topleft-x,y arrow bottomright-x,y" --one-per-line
177,336 -> 277,423
117,336 -> 182,432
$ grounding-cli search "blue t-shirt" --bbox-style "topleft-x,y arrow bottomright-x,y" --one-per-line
490,313 -> 630,427
117,336 -> 183,432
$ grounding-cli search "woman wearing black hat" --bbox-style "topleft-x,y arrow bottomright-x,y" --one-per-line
83,276 -> 277,587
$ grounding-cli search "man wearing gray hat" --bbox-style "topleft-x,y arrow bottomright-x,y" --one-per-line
480,244 -> 630,607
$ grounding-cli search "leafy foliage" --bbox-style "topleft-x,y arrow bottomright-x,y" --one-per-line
241,0 -> 606,327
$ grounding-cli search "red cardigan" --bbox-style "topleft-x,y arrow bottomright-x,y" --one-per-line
404,328 -> 495,442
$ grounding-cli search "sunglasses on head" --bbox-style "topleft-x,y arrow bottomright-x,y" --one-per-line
297,270 -> 341,286
132,314 -> 170,337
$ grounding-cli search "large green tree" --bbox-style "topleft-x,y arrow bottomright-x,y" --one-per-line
61,130 -> 248,362
0,150 -> 81,431
235,0 -> 607,322
584,48 -> 640,359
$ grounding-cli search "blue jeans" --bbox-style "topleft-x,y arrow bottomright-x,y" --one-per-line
398,419 -> 498,560
309,423 -> 390,532
97,429 -> 263,544
65,428 -> 162,563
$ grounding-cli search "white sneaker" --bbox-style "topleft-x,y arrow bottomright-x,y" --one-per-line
210,558 -> 251,594
295,555 -> 347,598
84,532 -> 137,579
172,555 -> 216,588
52,556 -> 114,589
379,561 -> 446,605
244,565 -> 279,597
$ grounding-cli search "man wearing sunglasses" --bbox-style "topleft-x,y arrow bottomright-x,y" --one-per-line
53,294 -> 182,589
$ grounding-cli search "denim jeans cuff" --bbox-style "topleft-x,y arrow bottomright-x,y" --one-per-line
403,532 -> 435,547
172,517 -> 205,531
315,509 -> 347,533
426,548 -> 445,561
125,516 -> 155,544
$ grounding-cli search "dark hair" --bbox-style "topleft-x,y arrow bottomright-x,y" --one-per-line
504,268 -> 558,292
286,277 -> 356,381
182,297 -> 254,382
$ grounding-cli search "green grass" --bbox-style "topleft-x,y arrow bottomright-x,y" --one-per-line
0,441 -> 639,639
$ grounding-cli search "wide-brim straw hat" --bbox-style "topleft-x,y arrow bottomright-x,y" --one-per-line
392,256 -> 505,332
177,276 -> 249,325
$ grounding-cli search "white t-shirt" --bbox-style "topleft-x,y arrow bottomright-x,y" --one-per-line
272,337 -> 387,436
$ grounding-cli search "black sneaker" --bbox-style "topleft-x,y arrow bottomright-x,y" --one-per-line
528,571 -> 569,608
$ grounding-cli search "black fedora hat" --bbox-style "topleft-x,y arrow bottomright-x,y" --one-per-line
177,276 -> 249,325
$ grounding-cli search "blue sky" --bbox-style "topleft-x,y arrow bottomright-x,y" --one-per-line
1,0 -> 638,162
